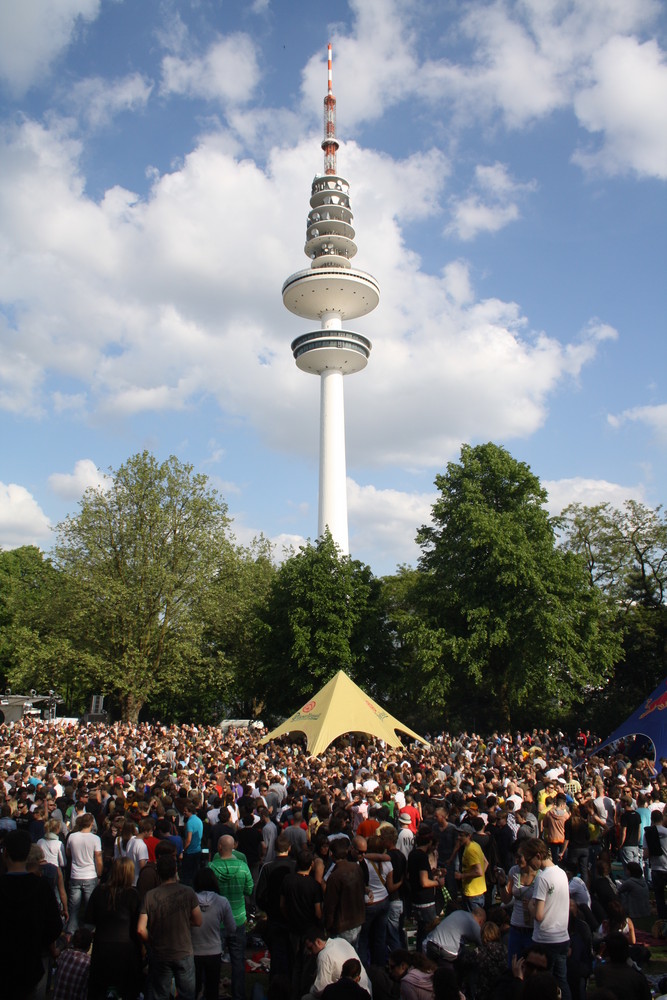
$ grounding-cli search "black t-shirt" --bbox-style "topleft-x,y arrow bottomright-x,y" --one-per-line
280,872 -> 323,933
407,849 -> 434,905
621,811 -> 642,847
237,823 -> 264,866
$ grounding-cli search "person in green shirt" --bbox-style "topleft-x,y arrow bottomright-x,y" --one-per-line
208,835 -> 253,1000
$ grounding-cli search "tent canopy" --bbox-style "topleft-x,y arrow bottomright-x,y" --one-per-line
596,677 -> 667,766
260,670 -> 429,757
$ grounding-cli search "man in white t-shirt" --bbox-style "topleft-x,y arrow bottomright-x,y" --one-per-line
66,813 -> 102,932
528,844 -> 571,1000
126,828 -> 149,885
303,927 -> 371,998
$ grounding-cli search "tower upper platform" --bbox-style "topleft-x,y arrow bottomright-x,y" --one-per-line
283,44 -> 379,375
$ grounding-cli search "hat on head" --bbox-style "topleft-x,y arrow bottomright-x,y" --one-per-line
458,823 -> 475,836
398,813 -> 412,825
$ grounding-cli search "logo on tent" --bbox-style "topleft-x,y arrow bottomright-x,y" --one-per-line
640,687 -> 667,719
302,700 -> 316,714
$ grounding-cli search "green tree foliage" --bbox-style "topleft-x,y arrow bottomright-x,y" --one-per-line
53,452 -> 231,722
0,546 -> 97,714
561,500 -> 667,729
194,535 -> 277,720
415,443 -> 620,729
258,531 -> 389,719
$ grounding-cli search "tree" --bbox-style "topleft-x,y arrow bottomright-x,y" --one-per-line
415,443 -> 620,729
53,452 -> 230,722
561,500 -> 667,729
193,535 -> 277,721
0,546 -> 97,714
257,531 -> 389,719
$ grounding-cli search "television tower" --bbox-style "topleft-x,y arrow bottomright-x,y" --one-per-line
282,43 -> 380,556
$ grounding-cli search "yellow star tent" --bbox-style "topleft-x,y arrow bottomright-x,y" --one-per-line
260,670 -> 430,757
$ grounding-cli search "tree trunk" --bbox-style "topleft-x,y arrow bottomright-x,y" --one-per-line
122,693 -> 144,724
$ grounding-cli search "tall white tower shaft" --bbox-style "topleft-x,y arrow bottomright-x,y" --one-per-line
319,368 -> 347,547
282,44 -> 380,556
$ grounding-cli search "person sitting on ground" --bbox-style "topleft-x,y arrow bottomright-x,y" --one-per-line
52,927 -> 93,1000
303,926 -> 371,999
322,957 -> 371,1000
475,921 -> 507,1000
594,932 -> 652,999
398,953 -> 437,1000
618,861 -> 651,919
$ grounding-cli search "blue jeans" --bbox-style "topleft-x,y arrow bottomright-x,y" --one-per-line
464,893 -> 485,910
336,926 -> 362,948
149,954 -> 196,1000
620,845 -> 641,871
226,923 -> 247,1000
358,898 -> 389,968
67,876 -> 98,932
507,925 -> 533,968
535,939 -> 571,1000
386,899 -> 404,953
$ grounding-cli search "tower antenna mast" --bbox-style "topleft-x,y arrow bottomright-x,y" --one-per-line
322,43 -> 339,175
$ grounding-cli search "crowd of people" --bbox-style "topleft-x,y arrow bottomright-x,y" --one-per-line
0,715 -> 666,1000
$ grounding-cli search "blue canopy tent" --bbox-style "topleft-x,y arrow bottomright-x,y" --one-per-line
596,677 -> 667,769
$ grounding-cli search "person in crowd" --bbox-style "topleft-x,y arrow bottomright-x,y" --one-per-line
85,856 -> 142,1000
303,926 -> 371,999
594,932 -> 652,999
527,838 -> 572,1000
191,865 -> 237,1000
66,811 -> 103,932
0,829 -> 63,998
137,852 -> 202,1000
52,927 -> 92,1000
208,833 -> 254,1000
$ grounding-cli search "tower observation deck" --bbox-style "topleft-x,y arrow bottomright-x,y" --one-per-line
282,44 -> 380,555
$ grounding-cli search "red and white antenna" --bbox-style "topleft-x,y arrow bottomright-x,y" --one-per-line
322,42 -> 339,175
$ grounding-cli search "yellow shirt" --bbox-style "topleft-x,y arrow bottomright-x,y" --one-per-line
462,840 -> 486,898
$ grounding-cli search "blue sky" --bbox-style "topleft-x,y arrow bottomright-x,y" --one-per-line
0,0 -> 665,575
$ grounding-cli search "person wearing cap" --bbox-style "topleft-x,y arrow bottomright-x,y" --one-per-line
455,823 -> 488,910
397,813 -> 415,860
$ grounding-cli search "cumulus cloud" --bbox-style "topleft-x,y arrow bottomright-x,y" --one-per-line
161,34 -> 260,105
544,476 -> 647,517
325,0 -> 666,181
48,459 -> 109,500
608,402 -> 667,438
573,36 -> 667,178
0,483 -> 52,550
0,116 -> 615,476
0,0 -> 101,93
348,480 -> 435,571
446,162 -> 536,240
68,73 -> 154,129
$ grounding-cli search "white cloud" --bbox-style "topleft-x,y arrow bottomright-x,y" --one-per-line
544,476 -> 646,516
0,0 -> 101,93
0,483 -> 52,550
447,199 -> 519,241
161,35 -> 260,105
446,163 -> 537,240
608,403 -> 667,438
348,480 -> 435,571
573,36 -> 667,178
334,0 -> 667,181
68,73 -> 154,129
48,459 -> 110,500
0,115 -> 616,477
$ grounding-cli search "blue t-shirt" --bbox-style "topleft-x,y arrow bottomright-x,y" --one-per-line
185,814 -> 203,854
